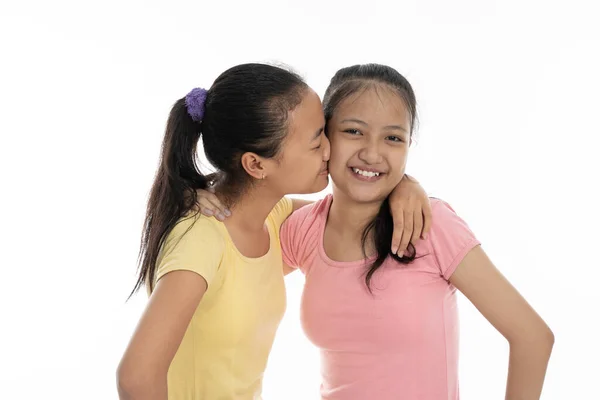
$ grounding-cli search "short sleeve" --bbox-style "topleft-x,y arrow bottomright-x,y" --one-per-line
428,199 -> 481,280
155,216 -> 225,287
267,196 -> 294,232
280,198 -> 325,270
280,214 -> 301,269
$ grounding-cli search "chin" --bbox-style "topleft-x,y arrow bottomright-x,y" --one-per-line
346,187 -> 388,204
314,175 -> 329,193
295,175 -> 329,195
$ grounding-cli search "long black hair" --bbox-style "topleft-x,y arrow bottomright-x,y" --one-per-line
322,64 -> 419,291
132,63 -> 308,294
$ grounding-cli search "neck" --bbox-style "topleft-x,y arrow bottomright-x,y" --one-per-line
328,185 -> 383,242
218,186 -> 282,232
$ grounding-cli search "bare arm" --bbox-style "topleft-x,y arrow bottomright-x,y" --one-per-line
449,246 -> 554,400
289,176 -> 433,257
117,271 -> 208,400
195,181 -> 432,278
388,174 -> 432,256
195,178 -> 432,258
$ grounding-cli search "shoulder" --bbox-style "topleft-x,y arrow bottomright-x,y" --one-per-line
430,197 -> 456,213
155,214 -> 227,288
425,198 -> 480,278
165,212 -> 226,250
267,196 -> 294,228
280,195 -> 330,269
284,194 -> 331,233
429,197 -> 468,228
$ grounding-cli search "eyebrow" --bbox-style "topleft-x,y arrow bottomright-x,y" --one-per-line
340,118 -> 407,133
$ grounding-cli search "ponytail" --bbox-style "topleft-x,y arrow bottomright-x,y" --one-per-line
130,64 -> 309,295
131,97 -> 208,295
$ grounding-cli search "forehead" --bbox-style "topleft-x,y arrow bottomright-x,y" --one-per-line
334,85 -> 409,124
286,89 -> 324,141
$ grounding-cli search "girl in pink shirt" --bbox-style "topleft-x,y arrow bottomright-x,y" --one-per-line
280,64 -> 554,400
198,64 -> 554,399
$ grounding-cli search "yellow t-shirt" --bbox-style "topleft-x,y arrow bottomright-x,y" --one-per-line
154,197 -> 293,400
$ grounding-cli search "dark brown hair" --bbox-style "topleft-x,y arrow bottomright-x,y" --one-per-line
131,63 -> 308,294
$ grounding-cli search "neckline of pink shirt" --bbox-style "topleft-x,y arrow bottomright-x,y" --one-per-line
317,194 -> 378,269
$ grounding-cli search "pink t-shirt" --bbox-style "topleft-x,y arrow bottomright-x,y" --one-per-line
281,195 -> 480,400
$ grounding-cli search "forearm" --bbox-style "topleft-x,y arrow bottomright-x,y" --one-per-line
505,337 -> 554,400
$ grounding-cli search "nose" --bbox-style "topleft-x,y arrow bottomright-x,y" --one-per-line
322,134 -> 331,162
358,138 -> 382,164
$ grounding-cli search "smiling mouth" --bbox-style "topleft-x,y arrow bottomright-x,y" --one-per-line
351,167 -> 383,178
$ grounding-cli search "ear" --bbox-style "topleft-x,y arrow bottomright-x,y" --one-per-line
240,152 -> 267,180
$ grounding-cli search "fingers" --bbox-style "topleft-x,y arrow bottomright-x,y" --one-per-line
421,199 -> 432,239
411,208 -> 423,246
391,210 -> 405,255
195,189 -> 231,221
396,210 -> 414,257
196,197 -> 219,218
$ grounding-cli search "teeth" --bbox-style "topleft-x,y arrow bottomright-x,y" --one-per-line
352,168 -> 380,177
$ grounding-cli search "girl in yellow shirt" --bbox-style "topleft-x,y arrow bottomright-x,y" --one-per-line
117,63 -> 429,400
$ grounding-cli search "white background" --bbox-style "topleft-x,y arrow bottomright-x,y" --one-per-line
1,0 -> 599,399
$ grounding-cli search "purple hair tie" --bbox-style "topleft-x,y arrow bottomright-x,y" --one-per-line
185,87 -> 208,122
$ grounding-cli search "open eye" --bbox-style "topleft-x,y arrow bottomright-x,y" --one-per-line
344,129 -> 362,135
386,135 -> 404,142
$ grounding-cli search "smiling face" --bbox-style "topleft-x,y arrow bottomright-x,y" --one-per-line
327,84 -> 412,205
